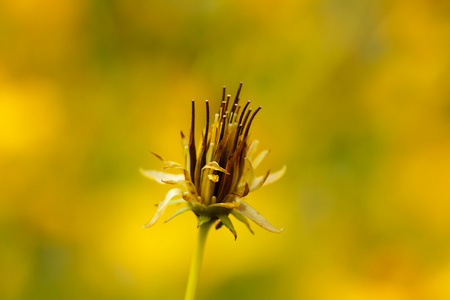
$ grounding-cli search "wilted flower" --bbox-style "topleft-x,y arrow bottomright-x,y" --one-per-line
142,83 -> 285,239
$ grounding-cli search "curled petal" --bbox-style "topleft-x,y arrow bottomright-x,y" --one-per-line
239,165 -> 286,192
150,151 -> 183,169
243,182 -> 250,197
162,164 -> 184,170
263,165 -> 286,186
202,161 -> 230,175
249,169 -> 270,192
140,169 -> 185,184
150,151 -> 166,162
143,188 -> 184,228
237,200 -> 282,233
231,182 -> 249,198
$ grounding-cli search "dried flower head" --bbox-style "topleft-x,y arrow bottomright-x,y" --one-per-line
142,83 -> 285,239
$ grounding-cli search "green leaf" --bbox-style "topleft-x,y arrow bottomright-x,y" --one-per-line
231,209 -> 254,234
218,214 -> 237,240
164,206 -> 192,223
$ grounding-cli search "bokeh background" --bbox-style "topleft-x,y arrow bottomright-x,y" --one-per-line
1,0 -> 450,299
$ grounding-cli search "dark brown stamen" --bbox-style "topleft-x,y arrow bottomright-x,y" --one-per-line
233,82 -> 243,107
222,86 -> 226,101
244,106 -> 262,138
220,101 -> 226,115
229,84 -> 241,120
189,100 -> 197,177
219,114 -> 226,142
204,100 -> 210,147
233,105 -> 241,123
229,103 -> 238,124
238,100 -> 251,127
224,95 -> 230,114
235,107 -> 252,145
241,107 -> 252,129
232,124 -> 243,152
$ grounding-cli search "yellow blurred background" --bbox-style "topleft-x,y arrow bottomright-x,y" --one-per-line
1,0 -> 450,299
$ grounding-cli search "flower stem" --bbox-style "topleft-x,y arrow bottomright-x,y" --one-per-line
184,221 -> 213,300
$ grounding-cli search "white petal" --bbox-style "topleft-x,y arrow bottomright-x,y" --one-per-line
143,188 -> 184,227
242,158 -> 256,187
246,140 -> 260,161
249,169 -> 270,192
251,150 -> 270,169
237,200 -> 282,233
140,169 -> 185,184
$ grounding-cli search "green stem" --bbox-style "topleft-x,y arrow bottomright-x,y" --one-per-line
184,221 -> 212,300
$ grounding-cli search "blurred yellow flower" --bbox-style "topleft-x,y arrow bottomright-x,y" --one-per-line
142,83 -> 285,239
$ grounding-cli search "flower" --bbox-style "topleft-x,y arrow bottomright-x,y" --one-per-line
141,83 -> 285,239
